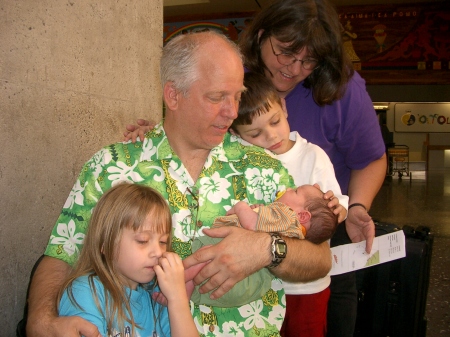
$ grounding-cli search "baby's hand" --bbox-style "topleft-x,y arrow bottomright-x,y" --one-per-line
249,204 -> 263,210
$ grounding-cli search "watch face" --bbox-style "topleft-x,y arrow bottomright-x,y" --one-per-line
275,241 -> 287,257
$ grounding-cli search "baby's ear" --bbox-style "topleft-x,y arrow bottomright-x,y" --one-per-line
229,128 -> 239,137
298,210 -> 311,223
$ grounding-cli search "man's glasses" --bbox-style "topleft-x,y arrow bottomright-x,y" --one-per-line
185,187 -> 202,244
268,36 -> 319,71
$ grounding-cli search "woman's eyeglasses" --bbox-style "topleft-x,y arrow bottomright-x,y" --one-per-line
268,36 -> 319,71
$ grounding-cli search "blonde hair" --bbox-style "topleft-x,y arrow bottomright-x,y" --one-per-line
58,183 -> 172,335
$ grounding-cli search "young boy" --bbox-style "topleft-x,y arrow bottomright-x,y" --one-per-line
228,72 -> 348,336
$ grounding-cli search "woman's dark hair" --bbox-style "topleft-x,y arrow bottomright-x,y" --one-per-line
239,0 -> 354,106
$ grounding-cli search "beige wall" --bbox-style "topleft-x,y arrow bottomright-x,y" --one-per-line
0,1 -> 163,334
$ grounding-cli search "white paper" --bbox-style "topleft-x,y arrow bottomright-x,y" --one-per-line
330,230 -> 406,276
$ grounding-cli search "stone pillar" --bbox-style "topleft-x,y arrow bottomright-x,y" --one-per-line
0,1 -> 163,334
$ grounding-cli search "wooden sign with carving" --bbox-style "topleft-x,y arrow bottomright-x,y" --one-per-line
163,2 -> 450,84
337,2 -> 450,84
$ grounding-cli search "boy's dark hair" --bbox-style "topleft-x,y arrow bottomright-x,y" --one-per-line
305,197 -> 338,244
231,72 -> 282,132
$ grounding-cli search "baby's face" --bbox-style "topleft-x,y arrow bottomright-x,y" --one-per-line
277,185 -> 323,212
233,100 -> 292,155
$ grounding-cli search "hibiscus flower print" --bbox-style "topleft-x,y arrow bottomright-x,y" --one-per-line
49,219 -> 85,256
245,168 -> 281,203
63,180 -> 85,209
238,300 -> 267,330
88,148 -> 112,179
107,160 -> 144,186
199,172 -> 231,204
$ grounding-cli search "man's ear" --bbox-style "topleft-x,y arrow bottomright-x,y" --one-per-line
298,210 -> 311,223
163,82 -> 178,110
281,98 -> 288,118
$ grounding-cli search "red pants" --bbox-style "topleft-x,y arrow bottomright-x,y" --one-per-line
280,287 -> 330,337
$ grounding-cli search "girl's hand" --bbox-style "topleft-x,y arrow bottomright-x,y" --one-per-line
122,119 -> 155,143
154,252 -> 188,303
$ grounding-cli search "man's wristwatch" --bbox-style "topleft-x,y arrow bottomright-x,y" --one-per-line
267,233 -> 287,269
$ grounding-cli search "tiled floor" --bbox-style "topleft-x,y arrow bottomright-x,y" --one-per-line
370,169 -> 450,336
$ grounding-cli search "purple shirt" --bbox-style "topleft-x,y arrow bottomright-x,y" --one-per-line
285,72 -> 385,195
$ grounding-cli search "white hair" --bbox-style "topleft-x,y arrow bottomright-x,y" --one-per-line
160,30 -> 243,96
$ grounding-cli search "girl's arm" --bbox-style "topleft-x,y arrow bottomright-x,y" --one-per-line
155,252 -> 198,337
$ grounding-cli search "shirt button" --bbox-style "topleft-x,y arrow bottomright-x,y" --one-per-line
197,220 -> 203,228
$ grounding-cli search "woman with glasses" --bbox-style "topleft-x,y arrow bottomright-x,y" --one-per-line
239,0 -> 387,336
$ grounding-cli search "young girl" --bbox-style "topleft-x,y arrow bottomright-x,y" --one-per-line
58,183 -> 198,337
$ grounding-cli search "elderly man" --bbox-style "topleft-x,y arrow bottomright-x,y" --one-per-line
26,31 -> 331,337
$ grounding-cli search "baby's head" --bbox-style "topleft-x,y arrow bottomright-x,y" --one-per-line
277,185 -> 338,244
229,72 -> 293,155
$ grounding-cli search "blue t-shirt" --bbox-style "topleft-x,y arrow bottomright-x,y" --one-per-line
59,276 -> 170,337
285,72 -> 385,195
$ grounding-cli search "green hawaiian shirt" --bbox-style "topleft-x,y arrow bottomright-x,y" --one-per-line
45,122 -> 294,337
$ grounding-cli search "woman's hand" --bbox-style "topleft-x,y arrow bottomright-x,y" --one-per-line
122,119 -> 156,143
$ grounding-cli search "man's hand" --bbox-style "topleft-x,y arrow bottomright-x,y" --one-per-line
345,206 -> 375,253
122,119 -> 155,143
27,315 -> 101,337
183,226 -> 270,300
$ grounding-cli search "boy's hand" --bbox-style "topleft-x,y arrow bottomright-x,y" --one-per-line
320,184 -> 347,223
122,119 -> 155,143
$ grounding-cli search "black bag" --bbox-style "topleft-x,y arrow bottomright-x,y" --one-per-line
354,222 -> 433,337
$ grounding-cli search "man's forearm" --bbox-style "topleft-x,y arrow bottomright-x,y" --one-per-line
26,256 -> 71,336
270,238 -> 331,282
